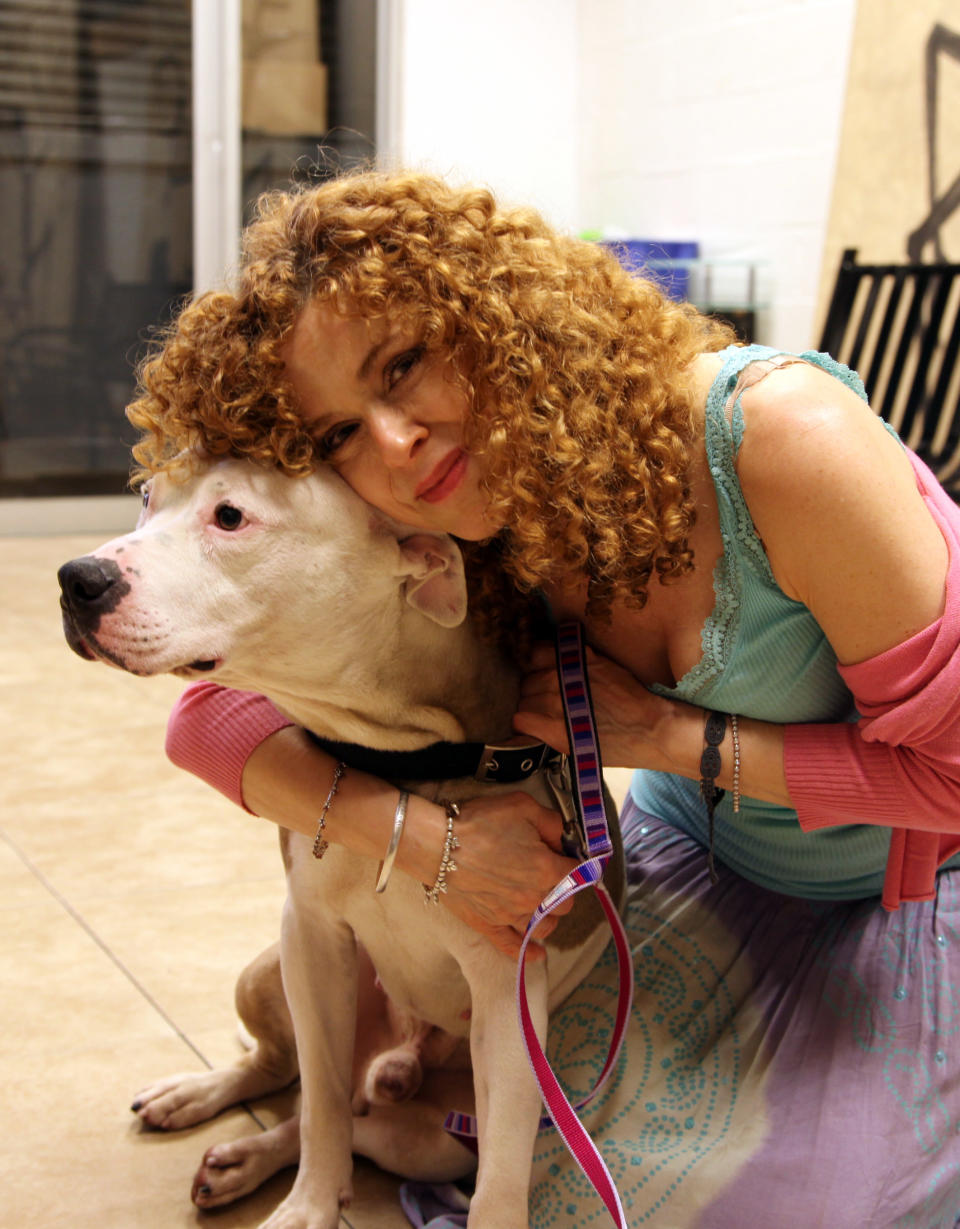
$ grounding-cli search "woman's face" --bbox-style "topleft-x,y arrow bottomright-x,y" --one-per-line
283,299 -> 501,540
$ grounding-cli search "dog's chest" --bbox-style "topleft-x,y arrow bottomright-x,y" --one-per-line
357,920 -> 474,1036
289,841 -> 475,1036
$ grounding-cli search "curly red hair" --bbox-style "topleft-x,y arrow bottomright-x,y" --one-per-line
128,169 -> 736,616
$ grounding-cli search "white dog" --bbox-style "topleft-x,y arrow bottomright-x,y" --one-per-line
58,459 -> 623,1229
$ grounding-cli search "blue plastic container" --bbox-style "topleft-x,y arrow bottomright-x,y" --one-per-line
600,239 -> 700,301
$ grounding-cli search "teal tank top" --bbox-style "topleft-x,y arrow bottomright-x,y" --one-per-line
629,344 -> 895,899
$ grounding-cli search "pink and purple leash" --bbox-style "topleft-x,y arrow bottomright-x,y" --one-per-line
444,622 -> 633,1228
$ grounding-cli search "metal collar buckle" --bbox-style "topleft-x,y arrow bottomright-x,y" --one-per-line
474,740 -> 557,784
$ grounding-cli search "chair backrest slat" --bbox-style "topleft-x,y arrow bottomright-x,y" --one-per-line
901,269 -> 954,442
847,274 -> 884,374
931,289 -> 960,454
881,268 -> 933,427
818,248 -> 960,499
866,270 -> 907,401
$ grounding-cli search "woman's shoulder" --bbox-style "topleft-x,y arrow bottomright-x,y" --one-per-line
729,356 -> 949,659
732,352 -> 897,475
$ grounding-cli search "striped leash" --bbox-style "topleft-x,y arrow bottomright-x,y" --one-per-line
444,622 -> 632,1228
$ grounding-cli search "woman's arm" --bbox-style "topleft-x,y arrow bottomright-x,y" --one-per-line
167,683 -> 576,957
737,364 -> 960,827
514,645 -> 790,802
165,682 -> 294,809
516,611 -> 960,835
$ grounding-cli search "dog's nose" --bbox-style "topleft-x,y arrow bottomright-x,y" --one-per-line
58,556 -> 123,606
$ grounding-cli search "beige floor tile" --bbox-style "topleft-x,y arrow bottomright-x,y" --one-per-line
5,783 -> 285,902
2,897 -> 177,1061
0,679 -> 182,777
0,671 -> 186,801
0,1034 -> 299,1229
0,833 -> 63,911
74,880 -> 287,1041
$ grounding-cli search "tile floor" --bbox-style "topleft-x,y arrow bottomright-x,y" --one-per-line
2,531 -> 635,1229
1,532 -> 407,1228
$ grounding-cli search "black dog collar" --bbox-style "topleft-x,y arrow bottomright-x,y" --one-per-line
306,731 -> 558,784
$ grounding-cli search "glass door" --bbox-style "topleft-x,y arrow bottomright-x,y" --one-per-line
0,0 -> 376,500
240,0 -> 377,216
0,0 -> 193,496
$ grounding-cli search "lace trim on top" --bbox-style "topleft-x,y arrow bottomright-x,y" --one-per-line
652,347 -> 815,703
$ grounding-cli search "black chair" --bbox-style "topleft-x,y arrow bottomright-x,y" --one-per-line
818,247 -> 960,498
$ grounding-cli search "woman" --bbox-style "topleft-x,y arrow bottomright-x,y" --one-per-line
129,170 -> 960,1227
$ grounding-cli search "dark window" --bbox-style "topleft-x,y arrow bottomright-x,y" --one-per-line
0,0 -> 376,497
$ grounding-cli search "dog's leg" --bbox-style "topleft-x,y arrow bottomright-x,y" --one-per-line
192,1036 -> 476,1211
462,946 -> 548,1229
132,942 -> 298,1131
193,1112 -> 302,1209
257,890 -> 358,1229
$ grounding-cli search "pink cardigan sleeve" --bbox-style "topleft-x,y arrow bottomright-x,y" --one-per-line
165,683 -> 293,813
783,452 -> 960,907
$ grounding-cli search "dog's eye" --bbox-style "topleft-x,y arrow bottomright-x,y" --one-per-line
214,502 -> 244,531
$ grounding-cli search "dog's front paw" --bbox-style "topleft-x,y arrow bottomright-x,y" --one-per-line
130,1070 -> 237,1130
192,1115 -> 300,1208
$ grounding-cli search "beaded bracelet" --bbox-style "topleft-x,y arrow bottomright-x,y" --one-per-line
424,800 -> 460,904
730,713 -> 741,814
312,760 -> 346,860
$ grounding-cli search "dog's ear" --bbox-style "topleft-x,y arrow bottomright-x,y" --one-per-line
398,534 -> 468,628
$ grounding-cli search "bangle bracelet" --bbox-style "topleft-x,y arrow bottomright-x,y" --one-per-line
699,711 -> 726,884
423,800 -> 460,905
376,790 -> 409,894
730,713 -> 741,814
312,760 -> 346,860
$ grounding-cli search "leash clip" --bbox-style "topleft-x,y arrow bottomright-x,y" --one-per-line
545,753 -> 589,860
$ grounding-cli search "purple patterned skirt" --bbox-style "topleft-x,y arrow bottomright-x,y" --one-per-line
404,801 -> 960,1228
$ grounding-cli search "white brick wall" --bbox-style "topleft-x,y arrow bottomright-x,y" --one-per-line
386,0 -> 581,231
576,0 -> 858,347
390,0 -> 857,347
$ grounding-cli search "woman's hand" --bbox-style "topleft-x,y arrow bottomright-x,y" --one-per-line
512,641 -> 680,770
423,790 -> 578,960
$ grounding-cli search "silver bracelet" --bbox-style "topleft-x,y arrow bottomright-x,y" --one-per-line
375,790 -> 409,893
423,800 -> 460,905
730,714 -> 741,814
312,760 -> 346,859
